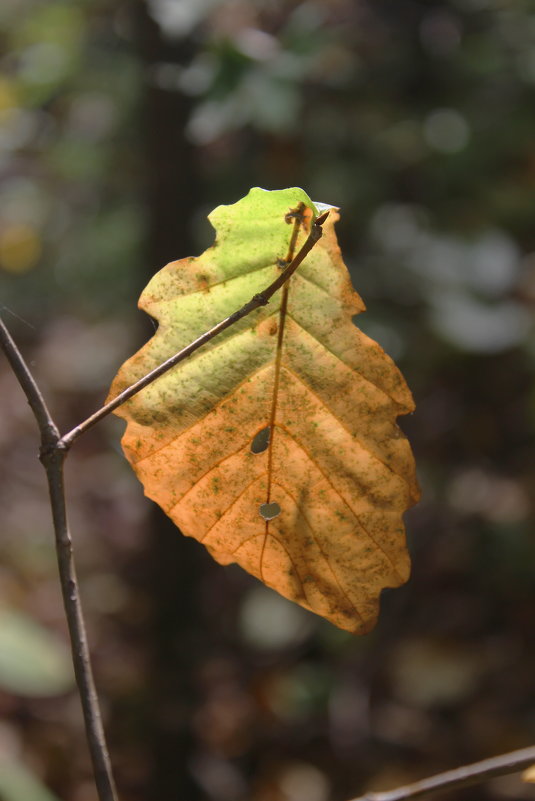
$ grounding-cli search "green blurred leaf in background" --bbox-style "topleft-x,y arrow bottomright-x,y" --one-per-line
0,607 -> 73,697
0,759 -> 62,801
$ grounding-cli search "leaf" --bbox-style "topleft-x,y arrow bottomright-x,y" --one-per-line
109,187 -> 419,633
0,607 -> 74,696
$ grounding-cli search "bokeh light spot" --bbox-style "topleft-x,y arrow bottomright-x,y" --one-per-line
0,224 -> 42,273
423,108 -> 470,153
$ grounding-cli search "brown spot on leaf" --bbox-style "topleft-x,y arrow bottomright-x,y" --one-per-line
196,273 -> 210,292
257,318 -> 278,337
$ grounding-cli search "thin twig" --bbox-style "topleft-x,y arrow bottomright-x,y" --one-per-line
59,209 -> 329,448
349,745 -> 535,801
0,207 -> 327,799
0,317 -> 58,447
44,451 -> 118,801
0,316 -> 119,801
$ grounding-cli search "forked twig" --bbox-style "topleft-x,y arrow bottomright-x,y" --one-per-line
6,204 -> 531,801
59,209 -> 329,447
0,318 -> 118,801
0,205 -> 327,801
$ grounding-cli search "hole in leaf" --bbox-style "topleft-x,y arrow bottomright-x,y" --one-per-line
259,502 -> 281,521
251,426 -> 270,454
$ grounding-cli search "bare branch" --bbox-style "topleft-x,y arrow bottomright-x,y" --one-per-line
43,450 -> 119,801
0,316 -> 58,447
59,209 -> 329,448
349,745 -> 535,801
0,316 -> 119,801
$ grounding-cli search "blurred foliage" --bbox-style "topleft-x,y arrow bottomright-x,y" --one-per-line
0,608 -> 73,697
0,0 -> 143,321
1,1 -> 535,800
0,759 -> 62,801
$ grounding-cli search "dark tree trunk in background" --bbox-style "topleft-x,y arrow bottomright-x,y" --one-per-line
133,5 -> 205,799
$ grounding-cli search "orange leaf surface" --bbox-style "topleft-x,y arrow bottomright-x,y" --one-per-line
109,187 -> 419,633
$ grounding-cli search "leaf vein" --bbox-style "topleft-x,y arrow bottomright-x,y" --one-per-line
274,429 -> 406,582
271,481 -> 365,623
279,364 -> 410,490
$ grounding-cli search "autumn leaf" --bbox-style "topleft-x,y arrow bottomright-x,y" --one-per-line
109,187 -> 419,634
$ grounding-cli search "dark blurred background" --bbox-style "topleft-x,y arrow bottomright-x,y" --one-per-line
0,1 -> 534,800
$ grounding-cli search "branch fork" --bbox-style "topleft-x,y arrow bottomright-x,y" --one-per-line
0,206 -> 326,801
1,204 -> 533,801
